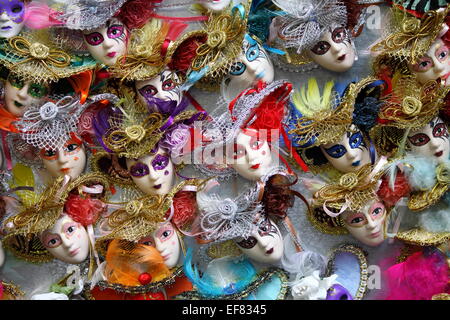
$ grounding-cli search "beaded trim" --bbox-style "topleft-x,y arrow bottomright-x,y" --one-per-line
84,266 -> 184,298
396,228 -> 450,247
172,268 -> 289,300
1,281 -> 25,299
324,243 -> 369,300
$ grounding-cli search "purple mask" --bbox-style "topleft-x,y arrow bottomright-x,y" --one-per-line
326,284 -> 353,300
140,91 -> 189,118
0,0 -> 25,24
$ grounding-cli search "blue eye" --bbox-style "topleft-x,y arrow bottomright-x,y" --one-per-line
230,62 -> 246,76
246,44 -> 260,62
349,132 -> 363,149
324,144 -> 347,158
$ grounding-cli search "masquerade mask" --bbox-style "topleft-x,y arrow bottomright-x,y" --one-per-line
0,0 -> 25,38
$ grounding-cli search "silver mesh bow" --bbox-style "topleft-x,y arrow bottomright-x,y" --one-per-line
272,0 -> 348,52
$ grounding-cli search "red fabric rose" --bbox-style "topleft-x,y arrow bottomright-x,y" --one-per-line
64,194 -> 105,226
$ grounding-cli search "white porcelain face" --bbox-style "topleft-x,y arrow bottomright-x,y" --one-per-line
407,117 -> 450,163
138,222 -> 181,269
40,214 -> 90,264
342,200 -> 386,247
0,0 -> 25,39
0,240 -> 4,267
226,129 -> 273,181
201,0 -> 231,12
308,26 -> 356,73
4,75 -> 49,117
235,217 -> 284,264
40,137 -> 87,180
409,38 -> 450,86
320,127 -> 373,173
83,18 -> 128,66
223,34 -> 274,99
135,69 -> 182,108
126,148 -> 175,196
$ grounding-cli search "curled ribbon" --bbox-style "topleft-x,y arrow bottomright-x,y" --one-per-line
9,36 -> 71,78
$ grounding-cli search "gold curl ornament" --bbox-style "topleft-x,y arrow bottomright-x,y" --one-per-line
436,163 -> 450,185
8,36 -> 71,77
125,200 -> 144,217
401,96 -> 422,116
339,173 -> 359,190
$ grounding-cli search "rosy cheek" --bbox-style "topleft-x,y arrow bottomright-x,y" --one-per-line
77,234 -> 81,239
262,151 -> 266,156
171,241 -> 175,246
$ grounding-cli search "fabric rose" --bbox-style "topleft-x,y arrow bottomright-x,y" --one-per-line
291,270 -> 339,300
160,123 -> 191,158
64,194 -> 106,226
171,191 -> 196,229
377,171 -> 411,208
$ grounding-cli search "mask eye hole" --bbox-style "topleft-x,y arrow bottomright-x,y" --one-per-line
311,41 -> 330,56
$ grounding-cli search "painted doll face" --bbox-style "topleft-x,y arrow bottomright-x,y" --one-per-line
4,75 -> 49,117
320,127 -> 373,173
83,18 -> 128,66
409,38 -> 450,86
135,69 -> 182,107
40,214 -> 90,264
201,0 -> 231,12
139,222 -> 181,269
341,200 -> 386,247
226,129 -> 273,181
309,26 -> 356,73
40,137 -> 87,180
223,35 -> 274,99
407,117 -> 450,163
126,148 -> 175,196
0,0 -> 25,39
235,217 -> 284,264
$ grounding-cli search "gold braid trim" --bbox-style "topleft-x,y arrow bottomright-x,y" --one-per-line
396,228 -> 450,247
371,7 -> 449,64
98,179 -> 207,243
289,77 -> 380,148
1,281 -> 25,300
379,77 -> 449,130
408,162 -> 450,211
314,164 -> 383,213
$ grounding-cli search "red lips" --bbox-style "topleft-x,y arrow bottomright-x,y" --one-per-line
250,164 -> 261,170
435,151 -> 443,157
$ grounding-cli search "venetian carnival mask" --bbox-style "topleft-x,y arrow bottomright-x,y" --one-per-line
223,35 -> 274,99
39,137 -> 87,180
201,0 -> 231,12
407,117 -> 450,163
138,222 -> 181,269
226,129 -> 274,181
341,200 -> 386,247
4,75 -> 49,117
40,214 -> 90,264
126,148 -> 175,196
320,126 -> 373,173
135,69 -> 182,108
83,18 -> 128,66
0,0 -> 25,39
235,216 -> 284,264
409,37 -> 450,86
308,25 -> 356,73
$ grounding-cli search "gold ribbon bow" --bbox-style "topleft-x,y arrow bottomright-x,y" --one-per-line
314,165 -> 378,212
371,8 -> 448,63
8,36 -> 71,78
104,112 -> 164,155
191,10 -> 246,71
116,53 -> 164,82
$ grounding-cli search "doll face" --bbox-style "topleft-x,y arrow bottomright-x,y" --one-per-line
408,117 -> 450,163
40,215 -> 90,264
83,18 -> 128,66
201,0 -> 231,12
0,0 -> 25,39
342,201 -> 386,247
226,129 -> 273,181
235,217 -> 284,264
409,38 -> 450,86
126,148 -> 175,196
309,26 -> 356,73
135,70 -> 182,107
139,223 -> 181,269
320,127 -> 372,173
40,137 -> 87,180
223,35 -> 274,99
4,75 -> 49,117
